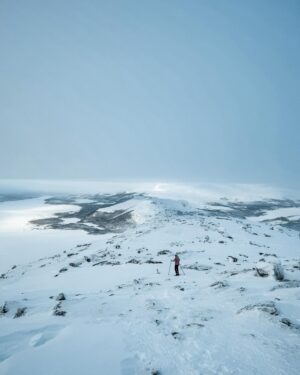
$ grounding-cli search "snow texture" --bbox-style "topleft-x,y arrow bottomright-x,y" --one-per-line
0,186 -> 300,375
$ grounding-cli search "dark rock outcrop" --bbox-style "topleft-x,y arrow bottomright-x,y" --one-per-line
0,302 -> 8,315
56,293 -> 66,301
14,307 -> 27,318
237,301 -> 278,316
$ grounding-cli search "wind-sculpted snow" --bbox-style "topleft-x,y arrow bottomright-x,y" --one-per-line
0,192 -> 300,374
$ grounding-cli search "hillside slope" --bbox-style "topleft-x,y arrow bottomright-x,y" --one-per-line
0,192 -> 300,375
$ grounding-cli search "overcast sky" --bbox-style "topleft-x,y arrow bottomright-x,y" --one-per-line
0,0 -> 299,187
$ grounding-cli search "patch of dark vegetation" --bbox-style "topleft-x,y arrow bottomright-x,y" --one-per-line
30,192 -> 143,234
201,199 -> 300,233
273,263 -> 285,281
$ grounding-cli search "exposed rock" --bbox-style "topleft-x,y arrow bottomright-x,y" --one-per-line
145,259 -> 163,264
271,280 -> 300,291
184,263 -> 212,271
250,241 -> 264,247
93,260 -> 121,266
227,256 -> 238,262
56,293 -> 66,301
76,243 -> 92,248
237,301 -> 278,316
255,261 -> 273,277
281,318 -> 292,326
0,302 -> 9,314
59,267 -> 68,273
210,280 -> 228,288
69,262 -> 82,268
145,282 -> 161,287
13,307 -> 27,318
53,302 -> 66,316
157,250 -> 171,256
256,268 -> 269,277
53,309 -> 66,316
127,259 -> 141,264
186,323 -> 205,328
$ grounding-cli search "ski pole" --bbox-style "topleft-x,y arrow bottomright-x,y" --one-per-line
180,265 -> 186,275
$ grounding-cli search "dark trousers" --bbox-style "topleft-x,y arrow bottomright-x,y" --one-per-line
175,265 -> 179,275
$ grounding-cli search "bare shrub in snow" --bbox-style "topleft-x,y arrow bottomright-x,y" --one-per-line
273,263 -> 285,281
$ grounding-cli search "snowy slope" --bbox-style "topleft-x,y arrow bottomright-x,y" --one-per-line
0,188 -> 300,375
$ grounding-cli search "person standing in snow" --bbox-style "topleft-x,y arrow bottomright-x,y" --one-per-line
172,254 -> 180,276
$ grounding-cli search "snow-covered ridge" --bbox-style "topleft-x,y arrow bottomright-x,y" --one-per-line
95,196 -> 158,225
0,189 -> 300,374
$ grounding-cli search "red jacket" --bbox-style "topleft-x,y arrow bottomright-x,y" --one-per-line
174,255 -> 180,266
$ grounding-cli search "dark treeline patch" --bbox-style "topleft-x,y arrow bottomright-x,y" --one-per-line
30,192 -> 142,234
201,199 -> 300,233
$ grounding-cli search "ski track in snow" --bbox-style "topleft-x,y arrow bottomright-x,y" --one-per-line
0,193 -> 300,375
